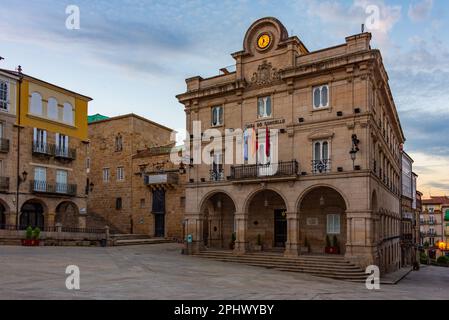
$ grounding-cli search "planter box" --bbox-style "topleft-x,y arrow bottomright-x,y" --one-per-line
21,239 -> 40,247
325,246 -> 339,254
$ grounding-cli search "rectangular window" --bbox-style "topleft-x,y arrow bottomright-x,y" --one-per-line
103,168 -> 110,182
257,96 -> 272,118
55,133 -> 69,157
86,157 -> 90,170
210,152 -> 224,181
0,160 -> 3,175
33,128 -> 47,153
0,81 -> 8,111
116,198 -> 122,210
0,122 -> 3,139
313,85 -> 329,109
140,199 -> 145,209
56,170 -> 68,194
117,167 -> 125,181
312,140 -> 330,173
33,167 -> 47,192
327,214 -> 341,234
211,106 -> 223,126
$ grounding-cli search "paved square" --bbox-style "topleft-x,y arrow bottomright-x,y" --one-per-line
0,244 -> 447,300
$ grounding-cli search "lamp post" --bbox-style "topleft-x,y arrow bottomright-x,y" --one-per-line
15,66 -> 23,230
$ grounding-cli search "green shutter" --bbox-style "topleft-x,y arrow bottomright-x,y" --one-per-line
445,210 -> 449,221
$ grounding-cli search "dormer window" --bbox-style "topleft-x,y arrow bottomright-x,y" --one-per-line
313,85 -> 329,109
257,96 -> 272,118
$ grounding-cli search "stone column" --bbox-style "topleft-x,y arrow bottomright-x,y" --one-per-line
234,212 -> 248,255
7,211 -> 18,227
284,211 -> 300,257
46,212 -> 56,228
184,212 -> 204,254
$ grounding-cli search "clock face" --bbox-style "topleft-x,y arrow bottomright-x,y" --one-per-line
257,34 -> 271,49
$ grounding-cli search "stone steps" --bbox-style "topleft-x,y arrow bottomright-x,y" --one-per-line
114,237 -> 174,246
194,251 -> 367,282
110,234 -> 152,241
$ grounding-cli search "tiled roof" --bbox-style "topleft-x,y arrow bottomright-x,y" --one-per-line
422,196 -> 449,205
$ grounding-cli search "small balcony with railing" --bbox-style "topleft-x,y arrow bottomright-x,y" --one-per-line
30,180 -> 77,196
32,142 -> 55,157
420,231 -> 440,238
210,169 -> 225,182
312,159 -> 331,174
0,177 -> 9,192
229,160 -> 299,181
0,138 -> 9,153
55,146 -> 77,161
144,172 -> 179,188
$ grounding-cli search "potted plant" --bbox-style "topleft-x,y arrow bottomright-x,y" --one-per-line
230,232 -> 236,250
325,234 -> 339,254
32,227 -> 41,246
300,236 -> 310,254
254,234 -> 263,251
22,226 -> 33,246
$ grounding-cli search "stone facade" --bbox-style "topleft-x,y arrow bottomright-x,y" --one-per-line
131,148 -> 186,240
87,114 -> 175,233
420,197 -> 449,250
0,68 -> 91,230
176,17 -> 405,274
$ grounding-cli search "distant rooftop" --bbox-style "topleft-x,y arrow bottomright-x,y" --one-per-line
88,114 -> 110,123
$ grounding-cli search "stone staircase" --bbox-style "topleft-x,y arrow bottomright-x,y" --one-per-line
194,250 -> 368,282
85,212 -> 123,234
110,234 -> 174,246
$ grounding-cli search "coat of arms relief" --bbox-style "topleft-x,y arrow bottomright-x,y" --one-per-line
250,60 -> 281,86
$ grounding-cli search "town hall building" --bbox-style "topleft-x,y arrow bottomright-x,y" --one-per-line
177,17 -> 405,274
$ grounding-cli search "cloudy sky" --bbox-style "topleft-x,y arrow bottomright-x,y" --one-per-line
0,0 -> 448,196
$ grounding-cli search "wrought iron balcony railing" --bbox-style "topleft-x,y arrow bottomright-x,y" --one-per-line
230,160 -> 299,180
55,147 -> 77,160
32,142 -> 55,156
420,231 -> 441,237
312,159 -> 331,174
0,177 -> 9,192
30,180 -> 77,196
0,138 -> 9,153
401,234 -> 413,241
210,170 -> 225,182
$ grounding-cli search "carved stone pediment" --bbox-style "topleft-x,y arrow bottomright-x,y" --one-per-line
250,60 -> 281,86
307,130 -> 335,141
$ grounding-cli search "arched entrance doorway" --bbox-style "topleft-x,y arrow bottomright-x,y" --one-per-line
298,186 -> 347,254
200,192 -> 236,250
0,202 -> 6,228
247,190 -> 287,250
20,201 -> 45,229
55,201 -> 80,228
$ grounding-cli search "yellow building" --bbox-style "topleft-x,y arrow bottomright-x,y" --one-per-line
0,67 -> 92,230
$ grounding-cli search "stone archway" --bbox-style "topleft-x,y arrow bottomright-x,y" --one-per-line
246,189 -> 287,250
20,200 -> 45,229
298,186 -> 347,254
200,192 -> 236,250
55,201 -> 80,228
